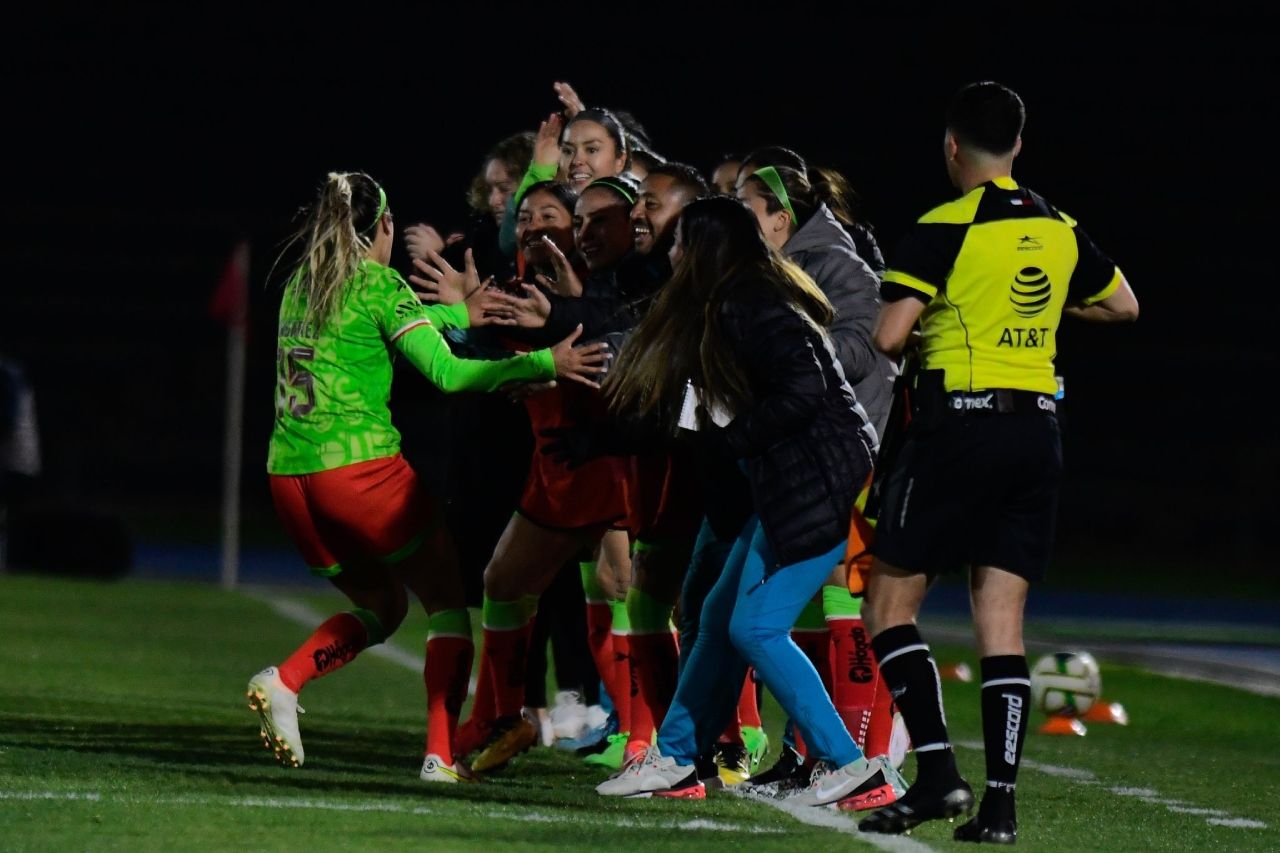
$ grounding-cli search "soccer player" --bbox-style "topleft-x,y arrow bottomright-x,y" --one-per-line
246,171 -> 606,782
856,83 -> 1138,843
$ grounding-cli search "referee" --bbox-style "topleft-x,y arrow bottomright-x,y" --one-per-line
857,82 -> 1139,844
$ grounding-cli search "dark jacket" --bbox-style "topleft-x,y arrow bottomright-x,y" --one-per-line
525,252 -> 671,346
785,204 -> 897,441
716,277 -> 873,571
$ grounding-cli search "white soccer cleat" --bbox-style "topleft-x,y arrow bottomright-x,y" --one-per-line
549,690 -> 589,741
787,756 -> 885,807
583,703 -> 609,730
420,753 -> 472,783
595,746 -> 700,798
246,666 -> 305,767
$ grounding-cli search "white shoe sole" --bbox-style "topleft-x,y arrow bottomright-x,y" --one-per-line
246,681 -> 302,768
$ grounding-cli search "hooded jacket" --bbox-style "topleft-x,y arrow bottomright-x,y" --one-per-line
784,203 -> 897,440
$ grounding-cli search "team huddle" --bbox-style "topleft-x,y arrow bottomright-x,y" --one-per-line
246,81 -> 1138,845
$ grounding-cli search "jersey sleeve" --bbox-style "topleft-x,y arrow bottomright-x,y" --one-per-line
1067,225 -> 1123,305
423,302 -> 471,330
393,323 -> 555,392
881,223 -> 967,300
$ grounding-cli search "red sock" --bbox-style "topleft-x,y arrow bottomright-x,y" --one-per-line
738,670 -> 762,728
424,633 -> 474,764
490,620 -> 535,719
584,600 -> 614,704
629,630 -> 678,731
278,612 -> 368,693
611,630 -> 635,736
863,674 -> 895,759
828,616 -> 878,750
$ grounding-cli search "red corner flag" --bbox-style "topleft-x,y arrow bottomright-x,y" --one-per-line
210,241 -> 250,328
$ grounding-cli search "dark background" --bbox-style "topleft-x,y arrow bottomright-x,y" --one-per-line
2,6 -> 1275,592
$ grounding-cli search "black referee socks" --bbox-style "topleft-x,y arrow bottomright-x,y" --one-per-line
871,624 -> 958,781
979,655 -> 1030,822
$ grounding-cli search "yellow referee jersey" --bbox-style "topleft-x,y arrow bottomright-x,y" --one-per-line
883,177 -> 1122,394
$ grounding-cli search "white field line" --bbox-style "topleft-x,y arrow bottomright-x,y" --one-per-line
955,741 -> 1267,830
244,590 -> 477,694
761,797 -> 938,852
0,789 -> 782,833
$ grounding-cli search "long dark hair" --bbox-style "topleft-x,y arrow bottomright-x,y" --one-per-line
604,196 -> 832,429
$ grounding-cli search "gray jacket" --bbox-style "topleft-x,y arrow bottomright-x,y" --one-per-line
785,203 -> 898,441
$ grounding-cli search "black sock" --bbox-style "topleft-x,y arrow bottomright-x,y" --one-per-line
978,655 -> 1029,823
871,624 -> 958,783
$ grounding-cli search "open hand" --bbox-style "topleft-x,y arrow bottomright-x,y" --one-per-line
550,324 -> 610,389
409,248 -> 482,305
534,112 -> 564,167
466,285 -> 519,327
553,81 -> 585,118
535,236 -> 583,297
403,223 -> 446,262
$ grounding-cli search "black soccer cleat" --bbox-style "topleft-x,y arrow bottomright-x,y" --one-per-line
746,744 -> 805,787
858,779 -> 975,834
954,815 -> 1018,845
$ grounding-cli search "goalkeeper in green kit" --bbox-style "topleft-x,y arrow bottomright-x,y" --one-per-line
247,171 -> 607,783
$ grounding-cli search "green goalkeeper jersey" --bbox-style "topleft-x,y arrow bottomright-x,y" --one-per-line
268,259 -> 554,475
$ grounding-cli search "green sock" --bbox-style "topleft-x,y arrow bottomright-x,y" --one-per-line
821,584 -> 861,619
625,587 -> 674,634
481,595 -> 526,630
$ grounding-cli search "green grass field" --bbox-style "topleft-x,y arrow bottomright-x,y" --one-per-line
0,575 -> 1276,851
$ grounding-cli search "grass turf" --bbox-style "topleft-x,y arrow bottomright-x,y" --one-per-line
0,575 -> 1277,851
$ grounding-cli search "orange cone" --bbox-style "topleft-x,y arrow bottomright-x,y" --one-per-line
1038,715 -> 1087,736
1082,700 -> 1129,725
938,662 -> 973,682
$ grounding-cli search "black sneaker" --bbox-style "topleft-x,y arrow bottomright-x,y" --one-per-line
858,778 -> 975,834
713,742 -> 752,786
742,745 -> 810,799
954,816 -> 1018,845
747,744 -> 805,787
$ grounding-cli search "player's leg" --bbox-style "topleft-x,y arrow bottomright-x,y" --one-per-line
249,468 -> 407,768
468,515 -> 596,771
953,565 -> 1030,841
858,560 -> 974,832
389,518 -> 477,783
627,537 -> 693,755
956,413 -> 1058,844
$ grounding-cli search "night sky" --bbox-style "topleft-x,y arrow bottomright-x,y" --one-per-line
2,6 -> 1275,577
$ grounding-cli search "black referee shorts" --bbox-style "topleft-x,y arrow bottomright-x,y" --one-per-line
873,412 -> 1062,582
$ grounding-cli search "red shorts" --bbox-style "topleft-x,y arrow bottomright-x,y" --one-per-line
517,384 -> 629,532
269,454 -> 436,576
623,448 -> 703,544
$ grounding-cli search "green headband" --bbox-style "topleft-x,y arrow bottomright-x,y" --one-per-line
362,184 -> 388,234
752,166 -> 799,230
586,177 -> 638,205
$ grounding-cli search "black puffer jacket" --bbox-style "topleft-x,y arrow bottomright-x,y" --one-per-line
716,277 -> 873,572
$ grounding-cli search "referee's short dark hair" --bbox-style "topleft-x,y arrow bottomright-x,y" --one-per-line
946,82 -> 1025,156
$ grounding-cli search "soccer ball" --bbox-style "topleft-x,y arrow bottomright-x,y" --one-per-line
1030,652 -> 1101,716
